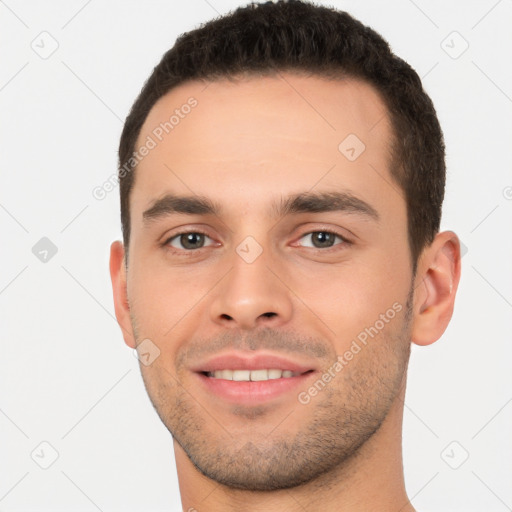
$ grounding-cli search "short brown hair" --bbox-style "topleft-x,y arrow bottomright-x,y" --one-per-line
118,0 -> 445,267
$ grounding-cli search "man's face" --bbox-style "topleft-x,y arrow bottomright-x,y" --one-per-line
123,73 -> 414,490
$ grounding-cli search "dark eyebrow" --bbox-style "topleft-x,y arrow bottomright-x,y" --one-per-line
275,191 -> 380,221
143,194 -> 220,223
142,190 -> 379,225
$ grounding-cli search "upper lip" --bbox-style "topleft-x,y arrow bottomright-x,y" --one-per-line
190,352 -> 317,374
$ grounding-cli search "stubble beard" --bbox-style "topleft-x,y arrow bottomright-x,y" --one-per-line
133,292 -> 413,491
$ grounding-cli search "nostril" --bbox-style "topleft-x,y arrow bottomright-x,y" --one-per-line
261,312 -> 277,318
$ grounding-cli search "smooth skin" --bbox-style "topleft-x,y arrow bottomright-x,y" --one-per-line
110,73 -> 461,512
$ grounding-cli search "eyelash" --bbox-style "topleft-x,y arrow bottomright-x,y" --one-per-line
294,230 -> 350,251
162,229 -> 351,254
162,229 -> 217,254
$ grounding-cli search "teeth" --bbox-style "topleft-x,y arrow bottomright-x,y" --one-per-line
250,369 -> 268,381
267,369 -> 282,379
233,370 -> 251,381
221,370 -> 233,380
207,369 -> 300,381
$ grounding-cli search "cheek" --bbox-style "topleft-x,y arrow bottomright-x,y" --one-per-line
130,269 -> 183,355
293,261 -> 410,348
127,259 -> 218,344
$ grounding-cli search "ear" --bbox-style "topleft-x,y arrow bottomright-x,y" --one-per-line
109,241 -> 136,348
411,231 -> 461,346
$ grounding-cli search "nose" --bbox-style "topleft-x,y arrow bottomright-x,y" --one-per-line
209,248 -> 293,330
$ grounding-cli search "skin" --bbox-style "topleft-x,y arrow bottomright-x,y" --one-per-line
110,73 -> 461,512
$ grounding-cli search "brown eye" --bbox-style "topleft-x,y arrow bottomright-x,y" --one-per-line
298,231 -> 347,249
167,232 -> 214,250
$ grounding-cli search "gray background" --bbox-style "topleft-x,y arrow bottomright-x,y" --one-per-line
1,0 -> 511,510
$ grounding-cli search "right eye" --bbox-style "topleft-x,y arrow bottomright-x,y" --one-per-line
165,231 -> 216,251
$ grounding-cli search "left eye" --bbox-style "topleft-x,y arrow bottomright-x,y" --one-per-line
298,231 -> 346,249
167,232 -> 215,250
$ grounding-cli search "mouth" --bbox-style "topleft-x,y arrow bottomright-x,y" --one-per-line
192,353 -> 318,404
201,368 -> 312,380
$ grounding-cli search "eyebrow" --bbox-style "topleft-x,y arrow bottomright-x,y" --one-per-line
142,190 -> 380,224
276,191 -> 379,221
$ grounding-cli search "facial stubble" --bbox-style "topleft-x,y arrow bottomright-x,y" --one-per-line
132,289 -> 413,491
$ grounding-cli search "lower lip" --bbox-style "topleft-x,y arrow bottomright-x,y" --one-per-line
195,371 -> 315,404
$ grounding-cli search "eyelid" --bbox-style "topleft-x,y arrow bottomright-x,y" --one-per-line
293,229 -> 351,250
162,228 -> 217,250
160,224 -> 213,242
294,223 -> 353,241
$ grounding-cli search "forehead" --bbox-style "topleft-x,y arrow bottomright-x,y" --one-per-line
131,73 -> 396,218
138,72 -> 391,153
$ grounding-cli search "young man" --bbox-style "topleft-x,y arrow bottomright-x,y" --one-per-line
110,1 -> 461,510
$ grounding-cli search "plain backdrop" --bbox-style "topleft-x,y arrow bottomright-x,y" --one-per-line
1,1 -> 511,511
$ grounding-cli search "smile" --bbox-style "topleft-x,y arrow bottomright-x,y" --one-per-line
204,369 -> 304,381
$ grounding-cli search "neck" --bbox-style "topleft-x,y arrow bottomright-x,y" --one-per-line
175,376 -> 415,512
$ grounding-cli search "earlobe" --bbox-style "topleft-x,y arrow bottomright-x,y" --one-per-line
109,241 -> 136,349
411,231 -> 461,346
